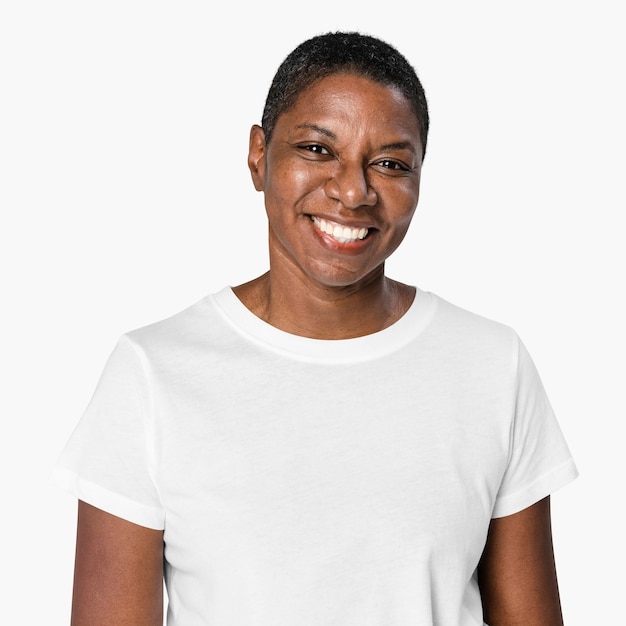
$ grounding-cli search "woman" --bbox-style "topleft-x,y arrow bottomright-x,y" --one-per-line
56,32 -> 577,625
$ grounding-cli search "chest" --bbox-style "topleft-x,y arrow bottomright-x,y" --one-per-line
154,357 -> 511,571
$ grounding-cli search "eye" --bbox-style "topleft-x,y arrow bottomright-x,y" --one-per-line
376,159 -> 410,171
300,144 -> 331,155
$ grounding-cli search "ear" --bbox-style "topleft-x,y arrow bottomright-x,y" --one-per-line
248,124 -> 267,192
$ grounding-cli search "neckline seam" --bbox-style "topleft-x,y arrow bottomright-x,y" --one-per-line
210,287 -> 437,363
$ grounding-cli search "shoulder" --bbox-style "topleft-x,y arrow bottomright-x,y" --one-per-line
121,289 -> 231,363
426,291 -> 519,356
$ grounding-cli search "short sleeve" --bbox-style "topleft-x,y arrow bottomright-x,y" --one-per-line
491,336 -> 578,518
53,335 -> 165,529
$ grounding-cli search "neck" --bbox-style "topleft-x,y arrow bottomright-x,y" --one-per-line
233,267 -> 415,340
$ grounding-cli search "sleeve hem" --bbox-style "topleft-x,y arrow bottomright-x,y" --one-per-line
491,457 -> 579,519
53,466 -> 166,530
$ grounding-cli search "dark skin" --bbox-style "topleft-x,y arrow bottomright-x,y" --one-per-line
71,502 -> 164,626
70,73 -> 565,624
478,497 -> 564,625
236,74 -> 422,339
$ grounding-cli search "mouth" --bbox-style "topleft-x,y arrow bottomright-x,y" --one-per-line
310,216 -> 370,244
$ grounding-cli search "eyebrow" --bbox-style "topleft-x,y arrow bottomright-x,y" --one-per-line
379,141 -> 418,156
296,123 -> 337,139
295,124 -> 418,155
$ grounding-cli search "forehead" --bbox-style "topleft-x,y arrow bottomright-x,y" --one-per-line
281,73 -> 421,140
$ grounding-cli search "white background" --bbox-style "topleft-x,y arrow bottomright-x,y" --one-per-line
2,1 -> 624,623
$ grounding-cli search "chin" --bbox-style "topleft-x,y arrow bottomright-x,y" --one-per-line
304,263 -> 382,291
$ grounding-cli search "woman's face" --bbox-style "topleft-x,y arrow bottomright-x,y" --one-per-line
248,73 -> 423,291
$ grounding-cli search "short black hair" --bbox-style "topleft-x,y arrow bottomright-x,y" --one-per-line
261,31 -> 430,158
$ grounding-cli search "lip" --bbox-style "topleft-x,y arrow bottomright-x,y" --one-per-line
308,214 -> 376,254
309,213 -> 375,232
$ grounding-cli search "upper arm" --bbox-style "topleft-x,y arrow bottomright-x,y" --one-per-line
477,496 -> 564,625
71,500 -> 164,626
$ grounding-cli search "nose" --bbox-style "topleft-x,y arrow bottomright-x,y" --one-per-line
324,162 -> 378,210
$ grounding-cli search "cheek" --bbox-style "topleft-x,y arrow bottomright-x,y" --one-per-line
390,210 -> 417,244
290,167 -> 315,189
265,166 -> 324,214
386,185 -> 420,226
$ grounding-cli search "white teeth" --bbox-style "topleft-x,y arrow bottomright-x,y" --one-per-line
311,216 -> 369,243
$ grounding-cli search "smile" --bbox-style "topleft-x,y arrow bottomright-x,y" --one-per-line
311,216 -> 369,244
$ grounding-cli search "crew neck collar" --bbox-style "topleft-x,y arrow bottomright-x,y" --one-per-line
211,286 -> 436,364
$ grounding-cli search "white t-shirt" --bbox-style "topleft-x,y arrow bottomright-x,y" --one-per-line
54,287 -> 578,625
